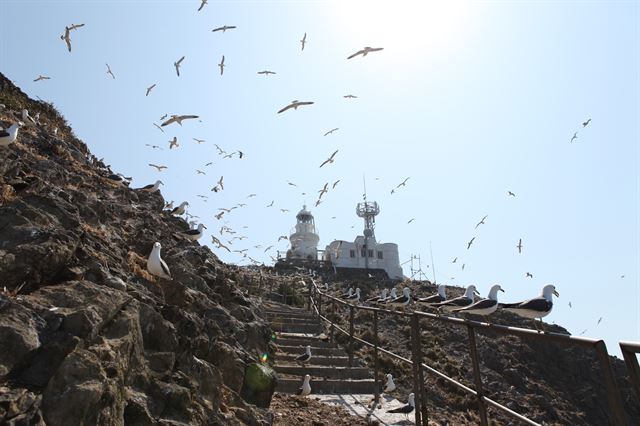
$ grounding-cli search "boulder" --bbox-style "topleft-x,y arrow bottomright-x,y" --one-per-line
240,363 -> 277,408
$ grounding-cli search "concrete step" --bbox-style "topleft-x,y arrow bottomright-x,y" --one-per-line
274,365 -> 372,380
271,322 -> 322,334
266,315 -> 319,325
274,335 -> 336,348
265,310 -> 316,319
276,345 -> 345,357
277,354 -> 350,367
276,378 -> 376,394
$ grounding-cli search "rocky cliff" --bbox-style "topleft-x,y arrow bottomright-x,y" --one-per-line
0,73 -> 273,425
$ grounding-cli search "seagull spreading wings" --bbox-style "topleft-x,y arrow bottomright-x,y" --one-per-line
68,23 -> 85,30
33,75 -> 51,82
258,70 -> 276,75
318,183 -> 329,199
197,0 -> 207,11
196,170 -> 206,175
319,149 -> 339,168
508,190 -> 516,197
300,32 -> 307,51
211,236 -> 231,252
324,127 -> 339,136
212,25 -> 236,32
570,132 -> 578,143
169,137 -> 179,149
526,272 -> 533,278
266,200 -> 274,207
516,238 -> 523,253
161,114 -> 199,127
344,94 -> 357,99
582,118 -> 591,127
475,215 -> 488,229
332,180 -> 340,189
217,176 -> 224,190
396,177 -> 410,188
278,235 -> 288,241
193,138 -> 205,144
106,63 -> 115,79
149,163 -> 168,172
60,26 -> 72,52
467,237 -> 475,250
218,55 -> 225,75
146,84 -> 156,96
347,46 -> 384,59
174,56 -> 185,77
277,100 -> 314,114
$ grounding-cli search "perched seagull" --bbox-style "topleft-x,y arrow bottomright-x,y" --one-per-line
148,163 -> 168,172
169,137 -> 179,149
218,55 -> 225,75
137,180 -> 163,192
467,237 -> 475,250
212,25 -> 236,32
106,63 -> 115,79
387,288 -> 411,309
33,75 -> 51,82
377,288 -> 397,304
501,284 -> 559,331
319,149 -> 339,168
347,46 -> 384,59
21,109 -> 37,126
145,84 -> 156,96
296,374 -> 312,396
526,272 -> 533,278
300,32 -> 307,51
453,284 -> 504,316
257,70 -> 276,75
106,173 -> 130,186
346,288 -> 361,304
432,285 -> 480,312
324,127 -> 339,136
387,393 -> 415,416
570,132 -> 578,143
197,0 -> 207,11
508,191 -> 516,197
0,123 -> 22,147
343,94 -> 357,99
365,289 -> 388,304
415,284 -> 446,305
475,215 -> 488,229
582,118 -> 591,127
174,56 -> 185,77
516,238 -> 523,253
60,26 -> 72,52
381,373 -> 396,393
342,287 -> 354,298
277,100 -> 314,114
295,345 -> 312,366
171,201 -> 189,216
161,114 -> 199,126
181,223 -> 207,241
147,242 -> 172,280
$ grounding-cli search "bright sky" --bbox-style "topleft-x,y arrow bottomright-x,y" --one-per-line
1,0 -> 638,356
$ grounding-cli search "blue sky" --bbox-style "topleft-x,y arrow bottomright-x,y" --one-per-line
1,0 -> 638,356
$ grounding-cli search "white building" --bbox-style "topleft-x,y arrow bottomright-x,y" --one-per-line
323,236 -> 403,279
286,205 -> 320,261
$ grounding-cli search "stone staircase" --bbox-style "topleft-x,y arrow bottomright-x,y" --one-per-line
265,301 -> 377,395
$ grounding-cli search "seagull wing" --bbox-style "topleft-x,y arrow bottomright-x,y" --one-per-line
319,158 -> 330,168
277,103 -> 294,114
347,49 -> 365,59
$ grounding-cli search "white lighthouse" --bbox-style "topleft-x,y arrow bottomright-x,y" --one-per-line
287,205 -> 320,261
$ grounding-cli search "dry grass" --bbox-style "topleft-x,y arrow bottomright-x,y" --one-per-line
127,251 -> 156,282
80,222 -> 108,238
0,184 -> 16,205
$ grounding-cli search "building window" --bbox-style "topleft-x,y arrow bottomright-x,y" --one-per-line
361,249 -> 366,257
377,251 -> 383,259
350,250 -> 356,258
368,249 -> 374,258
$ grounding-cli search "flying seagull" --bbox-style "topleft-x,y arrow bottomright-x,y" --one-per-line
145,84 -> 156,96
570,132 -> 578,143
212,25 -> 236,32
169,137 -> 179,149
467,237 -> 475,250
60,26 -> 72,52
147,242 -> 172,280
105,63 -> 115,79
347,46 -> 384,60
453,284 -> 504,316
217,176 -> 224,190
396,177 -> 410,188
197,0 -> 207,11
218,55 -> 225,75
174,56 -> 185,77
332,180 -> 340,189
407,218 -> 415,224
69,23 -> 85,30
344,94 -> 357,99
319,149 -> 338,168
508,191 -> 516,197
257,70 -> 276,75
324,127 -> 339,136
475,215 -> 487,229
33,75 -> 51,82
152,123 -> 164,133
526,272 -> 533,278
501,284 -> 559,331
296,374 -> 311,396
277,100 -> 314,114
516,238 -> 523,253
148,163 -> 168,172
582,118 -> 591,127
300,32 -> 307,51
161,114 -> 199,126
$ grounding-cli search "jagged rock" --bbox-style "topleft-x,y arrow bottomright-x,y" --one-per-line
241,363 -> 277,408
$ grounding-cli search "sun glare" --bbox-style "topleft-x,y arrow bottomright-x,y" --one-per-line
331,0 -> 474,66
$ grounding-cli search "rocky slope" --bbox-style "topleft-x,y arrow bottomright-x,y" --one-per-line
0,73 -> 275,425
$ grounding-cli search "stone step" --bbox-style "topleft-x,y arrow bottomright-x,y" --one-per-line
274,365 -> 372,380
276,378 -> 376,395
271,322 -> 322,334
277,354 -> 351,367
265,310 -> 316,319
266,315 -> 319,324
276,345 -> 345,357
274,335 -> 336,348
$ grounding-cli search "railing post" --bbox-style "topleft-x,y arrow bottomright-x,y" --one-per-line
593,341 -> 629,425
620,342 -> 640,403
318,289 -> 323,320
410,314 -> 425,426
348,305 -> 355,367
307,280 -> 312,312
410,314 -> 429,426
330,298 -> 336,344
467,325 -> 488,426
373,310 -> 380,407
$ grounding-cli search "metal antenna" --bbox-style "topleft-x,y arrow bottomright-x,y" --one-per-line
430,241 -> 436,284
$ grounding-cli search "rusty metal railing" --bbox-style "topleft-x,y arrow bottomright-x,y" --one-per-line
305,280 -> 631,426
619,341 -> 640,403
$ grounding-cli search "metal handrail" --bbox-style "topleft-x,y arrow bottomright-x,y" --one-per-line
619,341 -> 640,402
306,280 -> 631,426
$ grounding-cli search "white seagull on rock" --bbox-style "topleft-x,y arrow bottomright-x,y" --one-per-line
0,123 -> 22,147
171,201 -> 189,216
181,223 -> 207,241
137,180 -> 163,193
147,242 -> 172,280
21,109 -> 37,127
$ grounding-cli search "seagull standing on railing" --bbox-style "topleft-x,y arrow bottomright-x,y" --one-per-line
378,288 -> 397,305
346,288 -> 360,304
295,345 -> 311,366
388,288 -> 411,309
415,284 -> 446,305
500,284 -> 559,331
366,288 -> 388,304
341,287 -> 354,298
432,285 -> 479,312
453,284 -> 504,316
